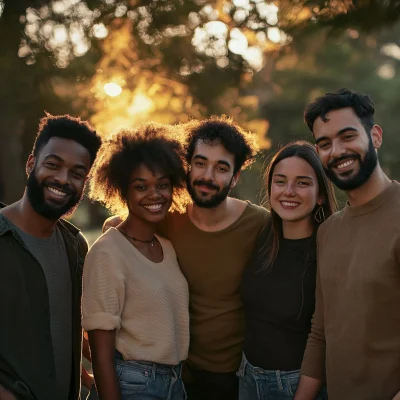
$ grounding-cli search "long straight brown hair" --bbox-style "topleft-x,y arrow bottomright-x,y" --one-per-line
259,140 -> 337,271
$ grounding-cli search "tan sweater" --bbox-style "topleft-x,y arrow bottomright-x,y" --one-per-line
158,202 -> 270,372
301,182 -> 400,400
82,228 -> 189,365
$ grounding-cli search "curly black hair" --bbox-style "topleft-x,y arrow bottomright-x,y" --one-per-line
32,113 -> 102,166
89,123 -> 190,215
304,88 -> 375,135
185,115 -> 259,174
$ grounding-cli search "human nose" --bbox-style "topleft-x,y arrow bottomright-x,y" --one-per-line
148,185 -> 162,199
54,168 -> 70,185
331,140 -> 346,159
283,182 -> 296,197
202,166 -> 215,181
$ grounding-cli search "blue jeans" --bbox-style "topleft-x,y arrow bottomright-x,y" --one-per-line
237,354 -> 327,400
114,351 -> 187,400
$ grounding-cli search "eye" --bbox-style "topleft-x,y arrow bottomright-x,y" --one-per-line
195,161 -> 205,167
158,183 -> 170,189
274,180 -> 285,185
45,162 -> 57,168
72,171 -> 85,179
217,166 -> 228,172
318,142 -> 329,149
134,185 -> 146,191
343,134 -> 354,140
298,181 -> 310,186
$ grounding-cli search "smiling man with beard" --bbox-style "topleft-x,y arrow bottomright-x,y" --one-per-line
293,89 -> 400,400
0,114 -> 102,400
104,116 -> 270,400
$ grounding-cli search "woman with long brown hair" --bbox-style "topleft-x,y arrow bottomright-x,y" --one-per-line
238,141 -> 337,400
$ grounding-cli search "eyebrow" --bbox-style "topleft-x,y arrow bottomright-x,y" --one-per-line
131,175 -> 169,183
43,154 -> 88,172
194,154 -> 232,169
274,173 -> 313,180
315,126 -> 358,145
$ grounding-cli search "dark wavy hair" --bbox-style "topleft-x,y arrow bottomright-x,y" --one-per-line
32,114 -> 102,166
89,123 -> 190,215
185,115 -> 259,174
304,88 -> 375,135
260,141 -> 337,272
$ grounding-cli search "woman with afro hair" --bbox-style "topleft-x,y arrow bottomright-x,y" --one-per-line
82,123 -> 190,400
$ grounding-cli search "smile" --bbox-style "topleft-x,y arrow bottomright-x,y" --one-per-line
334,159 -> 355,170
143,204 -> 164,212
46,186 -> 69,197
280,201 -> 300,208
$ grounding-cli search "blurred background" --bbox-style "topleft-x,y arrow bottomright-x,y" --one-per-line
1,0 -> 400,241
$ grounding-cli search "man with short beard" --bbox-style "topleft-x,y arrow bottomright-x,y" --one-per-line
293,89 -> 400,400
104,116 -> 270,400
0,114 -> 102,400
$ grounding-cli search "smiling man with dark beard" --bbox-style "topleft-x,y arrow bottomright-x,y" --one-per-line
294,89 -> 400,400
0,114 -> 102,400
26,165 -> 84,220
103,116 -> 270,400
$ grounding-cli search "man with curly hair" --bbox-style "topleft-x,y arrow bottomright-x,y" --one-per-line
0,114 -> 102,400
105,116 -> 270,400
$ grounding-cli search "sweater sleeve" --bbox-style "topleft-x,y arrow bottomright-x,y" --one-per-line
300,228 -> 326,379
82,243 -> 125,332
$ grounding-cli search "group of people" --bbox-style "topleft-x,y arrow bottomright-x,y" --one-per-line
0,88 -> 399,400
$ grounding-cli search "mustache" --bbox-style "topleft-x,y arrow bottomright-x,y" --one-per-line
327,154 -> 360,169
44,181 -> 75,195
193,179 -> 220,191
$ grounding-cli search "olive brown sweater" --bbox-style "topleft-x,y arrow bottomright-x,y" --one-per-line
301,182 -> 400,399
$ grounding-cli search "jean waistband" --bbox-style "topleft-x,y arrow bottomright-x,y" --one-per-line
239,353 -> 300,378
114,349 -> 183,376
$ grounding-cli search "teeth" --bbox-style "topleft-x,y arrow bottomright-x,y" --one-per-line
144,204 -> 163,211
282,202 -> 299,207
336,159 -> 354,169
47,187 -> 67,197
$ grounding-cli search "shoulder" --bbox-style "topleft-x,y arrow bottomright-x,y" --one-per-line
89,228 -> 121,252
317,208 -> 345,241
243,201 -> 271,226
77,231 -> 89,257
157,235 -> 177,258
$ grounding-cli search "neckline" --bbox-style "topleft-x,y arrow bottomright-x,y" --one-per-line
186,201 -> 251,235
345,181 -> 399,217
7,216 -> 57,240
282,235 -> 313,243
110,227 -> 165,265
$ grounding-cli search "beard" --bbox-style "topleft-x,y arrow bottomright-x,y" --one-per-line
186,174 -> 233,208
324,138 -> 378,191
26,168 -> 83,220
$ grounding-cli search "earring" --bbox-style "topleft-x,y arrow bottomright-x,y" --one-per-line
314,205 -> 325,223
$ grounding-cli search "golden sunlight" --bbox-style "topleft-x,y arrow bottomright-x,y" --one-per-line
128,93 -> 154,115
103,82 -> 123,97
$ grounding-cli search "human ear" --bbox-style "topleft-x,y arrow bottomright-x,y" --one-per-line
26,154 -> 35,176
370,125 -> 383,149
231,171 -> 241,188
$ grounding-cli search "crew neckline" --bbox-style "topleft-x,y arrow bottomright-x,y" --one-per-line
345,181 -> 399,217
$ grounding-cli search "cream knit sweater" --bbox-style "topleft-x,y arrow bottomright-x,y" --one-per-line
82,227 -> 189,365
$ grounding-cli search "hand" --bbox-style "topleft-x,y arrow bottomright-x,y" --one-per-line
0,385 -> 17,400
103,215 -> 123,233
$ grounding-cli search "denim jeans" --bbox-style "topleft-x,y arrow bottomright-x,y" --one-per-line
237,354 -> 327,400
114,350 -> 187,400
